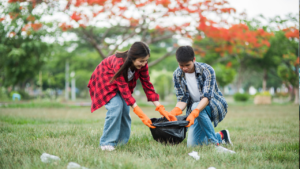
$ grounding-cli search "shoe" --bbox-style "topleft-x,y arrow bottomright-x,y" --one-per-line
215,146 -> 235,154
100,145 -> 115,151
220,130 -> 232,145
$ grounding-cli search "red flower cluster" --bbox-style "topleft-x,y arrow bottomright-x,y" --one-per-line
21,23 -> 43,33
75,0 -> 110,6
196,14 -> 272,57
71,12 -> 82,22
26,15 -> 35,22
59,23 -> 73,31
156,0 -> 171,7
282,27 -> 299,39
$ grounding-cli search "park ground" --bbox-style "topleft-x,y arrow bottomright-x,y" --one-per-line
0,103 -> 298,169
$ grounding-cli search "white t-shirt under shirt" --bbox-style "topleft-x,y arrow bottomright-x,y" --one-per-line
128,68 -> 135,81
185,72 -> 201,102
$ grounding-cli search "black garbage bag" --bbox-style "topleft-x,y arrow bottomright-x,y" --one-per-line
150,115 -> 189,144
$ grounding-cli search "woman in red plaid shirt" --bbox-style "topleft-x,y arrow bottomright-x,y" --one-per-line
88,41 -> 177,151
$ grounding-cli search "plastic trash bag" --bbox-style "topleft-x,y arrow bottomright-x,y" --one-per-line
150,115 -> 189,144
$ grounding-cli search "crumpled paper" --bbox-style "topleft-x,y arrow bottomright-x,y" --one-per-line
40,153 -> 60,163
188,151 -> 200,160
67,162 -> 89,169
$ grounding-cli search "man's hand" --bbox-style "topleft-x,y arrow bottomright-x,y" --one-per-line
186,109 -> 200,127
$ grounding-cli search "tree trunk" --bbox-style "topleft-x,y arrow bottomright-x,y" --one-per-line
294,87 -> 299,104
262,68 -> 267,92
288,85 -> 295,102
65,60 -> 69,101
235,62 -> 245,93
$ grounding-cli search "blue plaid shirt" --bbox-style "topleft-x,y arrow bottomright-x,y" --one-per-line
173,62 -> 228,127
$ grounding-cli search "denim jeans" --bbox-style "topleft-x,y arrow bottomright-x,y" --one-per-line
187,102 -> 222,147
100,93 -> 131,147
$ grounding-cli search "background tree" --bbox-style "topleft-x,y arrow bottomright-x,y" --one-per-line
55,0 -> 238,67
0,1 -> 56,90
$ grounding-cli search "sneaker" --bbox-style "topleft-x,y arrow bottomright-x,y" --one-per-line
215,146 -> 235,154
100,145 -> 115,151
220,130 -> 232,145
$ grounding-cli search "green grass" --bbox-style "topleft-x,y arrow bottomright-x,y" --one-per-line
0,101 -> 75,108
0,105 -> 298,169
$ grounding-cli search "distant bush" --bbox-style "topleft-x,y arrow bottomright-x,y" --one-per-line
0,88 -> 9,101
9,90 -> 32,100
255,91 -> 271,96
274,92 -> 289,98
233,93 -> 250,102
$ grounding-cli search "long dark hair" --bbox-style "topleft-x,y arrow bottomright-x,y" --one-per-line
110,41 -> 151,83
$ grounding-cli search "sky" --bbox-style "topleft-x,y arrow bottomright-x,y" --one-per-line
227,0 -> 298,20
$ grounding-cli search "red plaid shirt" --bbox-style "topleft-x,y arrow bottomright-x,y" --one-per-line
87,55 -> 159,112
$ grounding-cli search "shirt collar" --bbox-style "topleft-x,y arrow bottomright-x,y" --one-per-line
176,62 -> 202,77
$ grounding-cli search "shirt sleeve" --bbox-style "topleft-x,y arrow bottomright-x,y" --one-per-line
139,64 -> 159,101
113,59 -> 136,106
173,71 -> 189,103
201,65 -> 216,100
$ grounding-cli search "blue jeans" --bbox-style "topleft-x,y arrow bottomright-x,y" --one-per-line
100,93 -> 131,147
187,102 -> 222,147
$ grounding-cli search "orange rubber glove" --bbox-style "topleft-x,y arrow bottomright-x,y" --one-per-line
170,107 -> 183,116
133,106 -> 155,128
155,105 -> 177,121
186,109 -> 200,127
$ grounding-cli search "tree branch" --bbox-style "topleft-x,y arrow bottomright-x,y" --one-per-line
147,34 -> 174,44
148,50 -> 175,67
81,28 -> 106,59
107,28 -> 138,56
101,27 -> 112,44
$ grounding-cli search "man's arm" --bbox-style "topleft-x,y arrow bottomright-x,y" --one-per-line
194,97 -> 209,112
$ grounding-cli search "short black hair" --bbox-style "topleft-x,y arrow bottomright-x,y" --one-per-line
175,46 -> 195,63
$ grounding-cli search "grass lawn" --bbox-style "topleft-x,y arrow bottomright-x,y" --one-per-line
0,104 -> 298,169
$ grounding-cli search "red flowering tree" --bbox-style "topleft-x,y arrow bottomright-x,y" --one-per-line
51,0 -> 237,67
193,16 -> 273,91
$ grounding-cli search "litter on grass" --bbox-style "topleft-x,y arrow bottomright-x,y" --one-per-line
188,151 -> 200,160
40,153 -> 60,163
67,162 -> 88,169
215,146 -> 236,154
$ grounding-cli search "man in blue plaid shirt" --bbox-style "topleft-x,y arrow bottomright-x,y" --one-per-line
169,46 -> 233,149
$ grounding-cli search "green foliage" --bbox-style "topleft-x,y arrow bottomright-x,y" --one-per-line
0,2 -> 54,88
8,90 -> 31,100
150,70 -> 173,100
277,61 -> 298,87
213,64 -> 236,87
233,93 -> 250,102
0,88 -> 9,101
